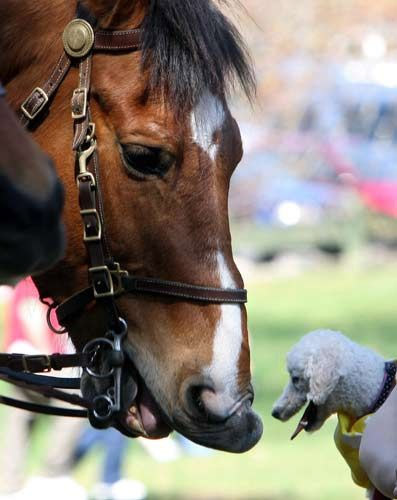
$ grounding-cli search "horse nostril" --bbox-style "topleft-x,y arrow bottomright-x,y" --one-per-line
187,385 -> 209,419
186,384 -> 247,424
272,408 -> 281,419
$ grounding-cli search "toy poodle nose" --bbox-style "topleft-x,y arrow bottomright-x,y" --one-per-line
272,408 -> 281,419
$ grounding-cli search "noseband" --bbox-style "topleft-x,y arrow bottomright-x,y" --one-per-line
0,3 -> 247,430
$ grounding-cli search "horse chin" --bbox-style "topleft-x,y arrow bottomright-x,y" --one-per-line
170,403 -> 263,453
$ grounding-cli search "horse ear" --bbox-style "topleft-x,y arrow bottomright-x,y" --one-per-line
305,350 -> 340,405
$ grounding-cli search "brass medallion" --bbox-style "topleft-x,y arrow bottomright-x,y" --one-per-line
63,19 -> 94,58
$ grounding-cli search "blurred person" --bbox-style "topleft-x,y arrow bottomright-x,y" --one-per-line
72,426 -> 147,500
0,278 -> 86,500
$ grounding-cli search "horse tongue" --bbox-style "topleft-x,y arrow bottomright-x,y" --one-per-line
138,384 -> 171,438
291,401 -> 317,440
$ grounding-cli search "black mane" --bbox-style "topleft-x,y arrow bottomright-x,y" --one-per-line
141,0 -> 255,108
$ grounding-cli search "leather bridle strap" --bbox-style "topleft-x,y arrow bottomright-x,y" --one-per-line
0,352 -> 90,373
56,277 -> 247,325
20,52 -> 72,126
0,372 -> 89,418
95,30 -> 141,51
19,30 -> 141,127
0,396 -> 87,418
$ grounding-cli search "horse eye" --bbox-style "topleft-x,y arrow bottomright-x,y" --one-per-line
120,143 -> 174,178
292,376 -> 300,385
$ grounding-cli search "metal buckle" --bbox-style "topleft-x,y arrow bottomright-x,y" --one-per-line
22,355 -> 51,373
78,139 -> 96,174
76,171 -> 96,189
20,87 -> 49,120
89,266 -> 114,298
86,122 -> 96,142
110,262 -> 129,296
71,87 -> 88,119
80,208 -> 102,242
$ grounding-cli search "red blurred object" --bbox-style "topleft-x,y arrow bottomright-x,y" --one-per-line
357,181 -> 397,217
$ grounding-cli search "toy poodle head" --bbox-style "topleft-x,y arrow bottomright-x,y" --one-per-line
272,330 -> 348,433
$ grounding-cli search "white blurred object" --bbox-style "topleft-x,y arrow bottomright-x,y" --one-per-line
275,201 -> 302,226
22,476 -> 87,500
138,436 -> 181,462
90,479 -> 147,500
362,32 -> 387,59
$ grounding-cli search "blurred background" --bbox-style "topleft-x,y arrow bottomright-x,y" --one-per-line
1,1 -> 397,499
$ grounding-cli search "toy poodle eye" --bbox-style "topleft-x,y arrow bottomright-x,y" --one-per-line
292,376 -> 300,385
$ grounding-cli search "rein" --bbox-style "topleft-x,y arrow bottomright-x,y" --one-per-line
1,3 -> 248,430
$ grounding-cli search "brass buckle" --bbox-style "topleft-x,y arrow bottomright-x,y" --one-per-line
71,87 -> 88,119
110,262 -> 129,295
80,208 -> 102,242
20,87 -> 49,120
89,266 -> 114,298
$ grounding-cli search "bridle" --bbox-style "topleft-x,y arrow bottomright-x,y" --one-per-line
0,3 -> 248,432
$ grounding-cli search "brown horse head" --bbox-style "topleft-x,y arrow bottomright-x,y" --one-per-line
0,85 -> 64,285
1,0 -> 262,452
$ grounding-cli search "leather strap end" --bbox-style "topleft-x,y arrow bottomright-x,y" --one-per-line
94,30 -> 141,51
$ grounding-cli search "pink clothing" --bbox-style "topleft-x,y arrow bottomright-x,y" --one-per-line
4,278 -> 61,353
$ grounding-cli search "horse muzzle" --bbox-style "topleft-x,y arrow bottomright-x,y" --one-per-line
172,397 -> 263,453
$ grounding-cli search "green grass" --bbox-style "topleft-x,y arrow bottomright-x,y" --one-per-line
2,259 -> 397,499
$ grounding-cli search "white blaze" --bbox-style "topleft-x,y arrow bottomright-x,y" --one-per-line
191,92 -> 225,161
204,252 -> 243,394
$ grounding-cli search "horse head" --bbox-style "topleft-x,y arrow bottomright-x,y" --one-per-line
1,0 -> 263,452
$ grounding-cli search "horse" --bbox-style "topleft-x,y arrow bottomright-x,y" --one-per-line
0,0 -> 263,453
0,83 -> 65,285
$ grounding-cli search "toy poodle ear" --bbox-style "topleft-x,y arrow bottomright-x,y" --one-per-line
305,350 -> 341,405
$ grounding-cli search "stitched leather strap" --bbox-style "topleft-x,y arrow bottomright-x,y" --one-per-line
0,352 -> 89,373
20,52 -> 71,125
94,30 -> 141,51
19,29 -> 142,127
56,277 -> 247,325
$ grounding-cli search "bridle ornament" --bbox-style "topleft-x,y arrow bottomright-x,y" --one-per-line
0,3 -> 248,430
